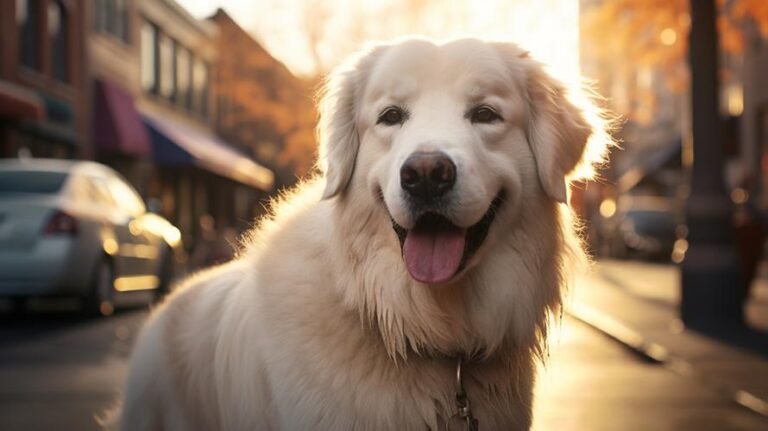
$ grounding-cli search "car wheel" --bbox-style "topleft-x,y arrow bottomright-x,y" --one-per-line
84,258 -> 115,317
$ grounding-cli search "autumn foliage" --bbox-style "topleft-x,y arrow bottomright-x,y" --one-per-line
211,10 -> 319,186
581,0 -> 768,118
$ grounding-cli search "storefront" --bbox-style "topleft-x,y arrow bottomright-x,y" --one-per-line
142,114 -> 274,251
0,80 -> 79,159
91,78 -> 153,195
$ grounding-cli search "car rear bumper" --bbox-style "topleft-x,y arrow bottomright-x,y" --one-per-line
0,237 -> 92,296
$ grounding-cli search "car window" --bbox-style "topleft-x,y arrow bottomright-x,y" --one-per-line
85,175 -> 118,208
106,175 -> 146,217
0,170 -> 68,194
66,174 -> 96,204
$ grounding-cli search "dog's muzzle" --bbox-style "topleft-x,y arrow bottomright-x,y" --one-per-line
391,191 -> 505,284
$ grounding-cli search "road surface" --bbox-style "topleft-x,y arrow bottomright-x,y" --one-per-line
0,306 -> 766,430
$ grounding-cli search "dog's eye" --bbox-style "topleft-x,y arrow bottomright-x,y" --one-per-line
377,107 -> 406,126
469,106 -> 502,124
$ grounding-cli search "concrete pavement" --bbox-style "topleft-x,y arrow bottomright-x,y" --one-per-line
568,259 -> 768,421
0,309 -> 145,431
533,317 -> 768,431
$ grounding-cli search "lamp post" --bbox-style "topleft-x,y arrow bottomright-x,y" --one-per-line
680,0 -> 743,326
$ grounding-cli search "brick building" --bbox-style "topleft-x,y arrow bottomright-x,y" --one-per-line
88,0 -> 274,248
0,0 -> 275,255
209,9 -> 318,189
0,0 -> 88,159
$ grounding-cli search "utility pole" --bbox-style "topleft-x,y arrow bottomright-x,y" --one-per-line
680,0 -> 743,326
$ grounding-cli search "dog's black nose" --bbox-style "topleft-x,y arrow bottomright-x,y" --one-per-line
400,151 -> 456,200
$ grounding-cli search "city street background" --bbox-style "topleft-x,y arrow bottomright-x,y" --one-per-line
3,0 -> 768,429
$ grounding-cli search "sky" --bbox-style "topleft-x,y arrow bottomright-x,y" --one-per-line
177,0 -> 581,82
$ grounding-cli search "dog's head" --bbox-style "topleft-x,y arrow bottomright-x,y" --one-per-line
319,38 -> 606,286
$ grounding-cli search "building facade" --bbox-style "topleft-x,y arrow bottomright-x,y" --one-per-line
0,0 -> 87,160
87,0 -> 150,191
0,0 -> 276,258
86,0 -> 274,252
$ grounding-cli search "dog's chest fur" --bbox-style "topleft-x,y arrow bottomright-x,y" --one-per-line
254,282 -> 533,430
169,281 -> 534,430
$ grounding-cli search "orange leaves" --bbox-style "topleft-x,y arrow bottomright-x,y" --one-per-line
719,15 -> 745,53
214,17 -> 319,180
582,0 -> 768,120
732,0 -> 768,35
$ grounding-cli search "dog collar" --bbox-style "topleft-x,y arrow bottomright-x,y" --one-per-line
452,356 -> 479,431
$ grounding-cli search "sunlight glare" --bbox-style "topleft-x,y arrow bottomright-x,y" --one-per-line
660,27 -> 678,46
179,0 -> 582,84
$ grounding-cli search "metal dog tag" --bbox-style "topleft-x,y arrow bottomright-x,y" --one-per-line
453,357 -> 479,431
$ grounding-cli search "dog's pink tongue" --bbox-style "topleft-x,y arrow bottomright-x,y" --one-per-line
403,226 -> 466,284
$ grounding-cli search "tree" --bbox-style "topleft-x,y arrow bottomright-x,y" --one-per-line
213,12 -> 320,184
581,0 -> 768,119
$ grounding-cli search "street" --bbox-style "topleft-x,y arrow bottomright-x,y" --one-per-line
1,298 -> 766,430
0,308 -> 145,431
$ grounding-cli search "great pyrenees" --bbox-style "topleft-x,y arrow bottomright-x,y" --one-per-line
115,38 -> 609,430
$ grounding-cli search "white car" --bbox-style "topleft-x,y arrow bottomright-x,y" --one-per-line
0,159 -> 182,315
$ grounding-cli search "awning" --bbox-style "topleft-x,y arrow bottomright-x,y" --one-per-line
143,115 -> 274,191
0,80 -> 45,121
93,79 -> 151,158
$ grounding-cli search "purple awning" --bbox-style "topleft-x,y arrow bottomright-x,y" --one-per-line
93,79 -> 151,158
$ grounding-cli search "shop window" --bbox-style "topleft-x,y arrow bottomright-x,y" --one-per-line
48,1 -> 68,83
17,0 -> 40,70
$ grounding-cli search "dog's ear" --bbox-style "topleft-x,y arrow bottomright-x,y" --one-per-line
318,67 -> 360,199
525,63 -> 592,203
318,46 -> 386,199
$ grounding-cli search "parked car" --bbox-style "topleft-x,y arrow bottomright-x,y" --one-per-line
601,195 -> 681,261
0,159 -> 182,315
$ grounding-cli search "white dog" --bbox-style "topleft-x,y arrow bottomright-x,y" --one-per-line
116,38 -> 609,430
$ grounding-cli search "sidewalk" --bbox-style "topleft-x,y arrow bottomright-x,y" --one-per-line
532,316 -> 768,431
569,259 -> 768,418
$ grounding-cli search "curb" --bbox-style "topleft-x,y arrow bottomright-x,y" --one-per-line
567,302 -> 768,418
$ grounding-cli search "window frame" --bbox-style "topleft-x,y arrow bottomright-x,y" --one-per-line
140,20 -> 159,94
17,0 -> 41,71
49,0 -> 69,83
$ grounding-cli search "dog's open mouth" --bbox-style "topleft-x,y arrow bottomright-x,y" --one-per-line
391,192 -> 504,284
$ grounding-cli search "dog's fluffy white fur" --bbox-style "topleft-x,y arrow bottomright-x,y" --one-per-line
115,38 -> 610,430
